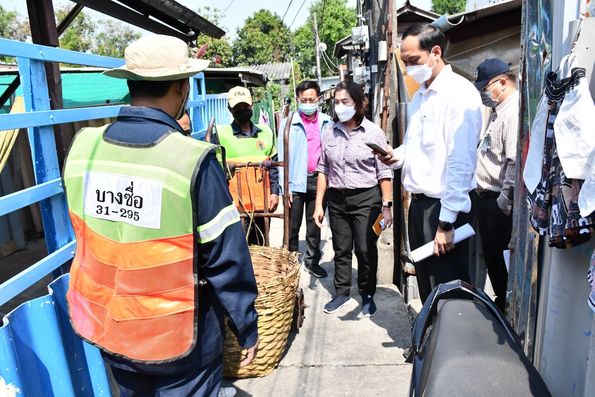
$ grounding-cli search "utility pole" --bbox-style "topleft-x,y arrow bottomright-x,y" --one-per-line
356,0 -> 364,26
381,0 -> 393,133
26,0 -> 67,166
313,14 -> 322,86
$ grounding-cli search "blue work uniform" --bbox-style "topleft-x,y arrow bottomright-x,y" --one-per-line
100,106 -> 258,396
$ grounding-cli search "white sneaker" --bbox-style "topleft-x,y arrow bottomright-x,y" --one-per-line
218,386 -> 237,397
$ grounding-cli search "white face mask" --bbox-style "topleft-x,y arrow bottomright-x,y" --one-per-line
480,83 -> 505,108
298,102 -> 319,116
406,54 -> 435,84
334,103 -> 356,122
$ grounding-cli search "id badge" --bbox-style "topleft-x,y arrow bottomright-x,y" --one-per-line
480,134 -> 491,154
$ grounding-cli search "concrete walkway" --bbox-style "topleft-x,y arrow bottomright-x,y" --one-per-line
226,214 -> 413,396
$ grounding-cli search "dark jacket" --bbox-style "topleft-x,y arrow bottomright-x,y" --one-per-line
101,106 -> 258,375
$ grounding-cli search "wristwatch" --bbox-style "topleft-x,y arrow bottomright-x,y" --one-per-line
438,220 -> 454,231
382,201 -> 393,208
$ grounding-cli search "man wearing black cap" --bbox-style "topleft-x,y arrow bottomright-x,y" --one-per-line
473,58 -> 519,312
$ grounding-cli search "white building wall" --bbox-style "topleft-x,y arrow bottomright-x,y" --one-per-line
538,244 -> 595,397
534,1 -> 595,396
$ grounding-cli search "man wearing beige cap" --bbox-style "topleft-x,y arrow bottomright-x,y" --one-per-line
63,35 -> 258,397
213,86 -> 280,245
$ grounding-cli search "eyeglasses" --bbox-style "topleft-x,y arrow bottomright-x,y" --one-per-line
482,78 -> 503,92
298,98 -> 320,104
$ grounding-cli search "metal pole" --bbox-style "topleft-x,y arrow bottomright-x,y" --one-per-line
356,0 -> 364,26
282,111 -> 293,248
290,57 -> 297,97
313,15 -> 322,86
381,0 -> 393,133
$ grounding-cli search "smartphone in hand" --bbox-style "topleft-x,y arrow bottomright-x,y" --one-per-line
366,142 -> 388,156
372,213 -> 386,236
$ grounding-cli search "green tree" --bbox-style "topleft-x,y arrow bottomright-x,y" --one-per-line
0,5 -> 28,62
56,6 -> 96,53
55,7 -> 139,58
194,6 -> 233,67
0,5 -> 22,40
293,24 -> 316,78
95,20 -> 140,58
232,9 -> 292,65
292,0 -> 356,78
432,0 -> 466,15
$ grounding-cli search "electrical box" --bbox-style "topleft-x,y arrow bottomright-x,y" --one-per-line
351,25 -> 369,50
353,66 -> 370,85
378,41 -> 387,61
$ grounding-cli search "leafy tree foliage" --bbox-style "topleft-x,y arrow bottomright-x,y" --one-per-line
55,6 -> 139,57
292,0 -> 356,78
0,5 -> 23,40
232,9 -> 292,65
194,6 -> 233,67
94,20 -> 140,58
431,0 -> 466,15
56,6 -> 96,53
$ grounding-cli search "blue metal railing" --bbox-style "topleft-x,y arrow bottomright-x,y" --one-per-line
0,39 -> 126,306
190,93 -> 232,140
203,93 -> 232,125
0,37 -> 212,396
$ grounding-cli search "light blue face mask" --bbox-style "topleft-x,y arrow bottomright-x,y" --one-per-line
298,102 -> 319,116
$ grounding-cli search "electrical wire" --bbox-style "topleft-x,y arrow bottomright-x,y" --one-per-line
222,0 -> 235,14
281,0 -> 296,25
321,50 -> 336,74
288,0 -> 309,29
321,48 -> 339,69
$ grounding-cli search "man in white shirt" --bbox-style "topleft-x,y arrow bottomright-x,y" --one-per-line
378,23 -> 483,302
473,58 -> 518,312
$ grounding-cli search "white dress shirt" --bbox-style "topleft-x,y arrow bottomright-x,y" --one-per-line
393,65 -> 483,223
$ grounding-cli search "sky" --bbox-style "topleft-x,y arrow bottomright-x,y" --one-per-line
3,0 -> 434,39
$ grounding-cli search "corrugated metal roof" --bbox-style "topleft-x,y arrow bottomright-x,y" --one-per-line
396,0 -> 440,19
0,275 -> 111,396
251,63 -> 293,82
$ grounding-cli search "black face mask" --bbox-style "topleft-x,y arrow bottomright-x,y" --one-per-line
233,108 -> 253,124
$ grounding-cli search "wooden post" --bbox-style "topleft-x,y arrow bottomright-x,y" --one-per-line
282,112 -> 293,249
26,0 -> 67,166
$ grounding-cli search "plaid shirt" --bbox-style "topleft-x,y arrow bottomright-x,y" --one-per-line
317,118 -> 393,189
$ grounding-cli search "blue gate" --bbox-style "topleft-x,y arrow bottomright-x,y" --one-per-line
0,38 -> 210,396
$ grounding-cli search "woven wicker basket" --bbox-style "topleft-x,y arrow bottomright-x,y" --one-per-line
223,245 -> 300,378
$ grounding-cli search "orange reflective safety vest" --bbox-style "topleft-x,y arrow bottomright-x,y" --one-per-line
217,124 -> 276,212
63,125 -> 220,363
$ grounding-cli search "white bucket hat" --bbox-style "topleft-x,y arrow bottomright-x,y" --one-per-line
104,35 -> 210,81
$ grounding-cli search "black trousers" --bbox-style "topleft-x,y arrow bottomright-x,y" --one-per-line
289,173 -> 325,267
109,355 -> 222,397
472,191 -> 512,311
408,195 -> 473,303
327,186 -> 382,297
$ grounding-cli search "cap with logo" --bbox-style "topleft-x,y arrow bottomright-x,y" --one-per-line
228,86 -> 253,108
474,58 -> 511,90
